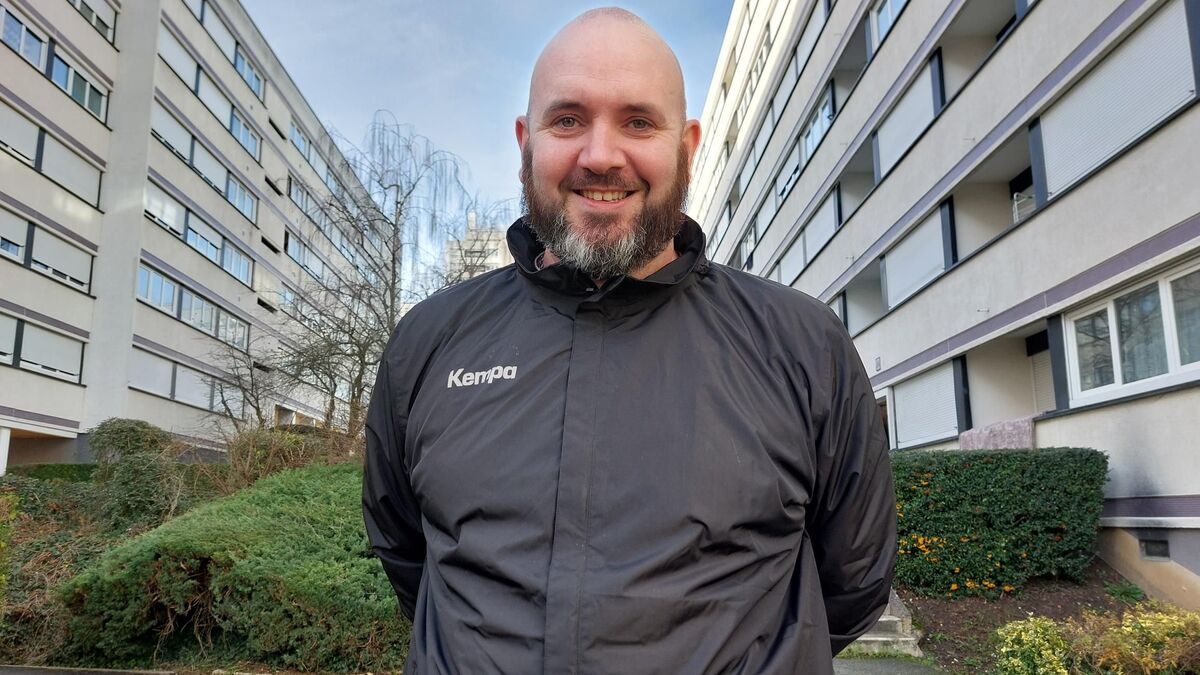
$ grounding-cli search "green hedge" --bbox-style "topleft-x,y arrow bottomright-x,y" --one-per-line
58,464 -> 409,670
6,464 -> 96,482
892,447 -> 1107,597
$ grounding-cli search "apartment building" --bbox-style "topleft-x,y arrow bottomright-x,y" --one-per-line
690,0 -> 1200,607
0,0 -> 384,470
442,212 -> 514,283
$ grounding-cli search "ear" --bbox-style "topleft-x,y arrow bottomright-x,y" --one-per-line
515,115 -> 530,152
682,118 -> 701,167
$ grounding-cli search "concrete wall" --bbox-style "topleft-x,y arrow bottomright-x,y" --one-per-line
952,181 -> 1012,258
1035,385 -> 1200,500
966,337 -> 1037,429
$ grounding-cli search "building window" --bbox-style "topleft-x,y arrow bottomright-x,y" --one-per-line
1067,261 -> 1200,401
137,264 -> 178,313
230,109 -> 260,159
50,55 -> 108,121
289,122 -> 310,160
65,0 -> 115,42
234,44 -> 263,98
799,87 -> 834,165
221,242 -> 252,286
289,175 -> 311,213
1,7 -> 45,69
225,175 -> 256,222
180,288 -> 217,334
0,207 -> 25,260
873,0 -> 908,46
217,313 -> 248,351
30,229 -> 92,291
184,214 -> 221,264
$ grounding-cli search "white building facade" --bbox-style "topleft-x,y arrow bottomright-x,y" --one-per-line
691,0 -> 1200,607
0,0 -> 383,468
443,212 -> 514,283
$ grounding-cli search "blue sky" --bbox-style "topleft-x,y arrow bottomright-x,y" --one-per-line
241,1 -> 733,212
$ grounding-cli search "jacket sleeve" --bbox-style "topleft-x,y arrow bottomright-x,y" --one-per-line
808,316 -> 898,655
362,332 -> 427,621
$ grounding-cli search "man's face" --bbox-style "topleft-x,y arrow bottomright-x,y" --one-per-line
517,17 -> 701,278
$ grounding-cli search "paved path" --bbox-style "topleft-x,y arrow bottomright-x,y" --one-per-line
834,657 -> 943,674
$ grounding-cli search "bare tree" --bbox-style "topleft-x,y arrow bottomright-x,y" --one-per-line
206,112 -> 510,442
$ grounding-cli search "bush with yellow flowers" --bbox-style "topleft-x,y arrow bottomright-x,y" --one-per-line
994,603 -> 1200,674
892,447 -> 1107,597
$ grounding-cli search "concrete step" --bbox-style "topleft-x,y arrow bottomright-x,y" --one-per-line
847,588 -> 923,658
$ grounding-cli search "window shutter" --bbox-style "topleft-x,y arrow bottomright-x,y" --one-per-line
201,8 -> 237,61
158,25 -> 197,83
20,324 -> 82,379
803,190 -> 839,264
0,314 -> 16,360
145,182 -> 185,234
0,97 -> 40,161
174,365 -> 212,409
876,62 -> 935,176
129,348 -> 173,396
191,143 -> 226,191
151,101 -> 191,158
1041,0 -> 1194,198
894,362 -> 958,448
885,210 -> 944,307
41,135 -> 100,206
0,207 -> 27,247
196,71 -> 233,124
1031,350 -> 1056,413
32,229 -> 92,286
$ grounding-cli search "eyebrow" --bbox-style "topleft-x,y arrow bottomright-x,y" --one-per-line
540,99 -> 670,121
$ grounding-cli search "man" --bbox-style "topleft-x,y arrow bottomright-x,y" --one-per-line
363,8 -> 896,674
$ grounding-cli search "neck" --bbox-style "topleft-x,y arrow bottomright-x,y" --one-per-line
541,240 -> 678,285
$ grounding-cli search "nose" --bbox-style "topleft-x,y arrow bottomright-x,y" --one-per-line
577,123 -> 627,175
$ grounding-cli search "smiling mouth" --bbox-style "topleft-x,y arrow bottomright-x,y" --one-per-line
575,190 -> 634,203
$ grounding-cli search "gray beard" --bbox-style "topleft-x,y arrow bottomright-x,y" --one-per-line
532,211 -> 654,280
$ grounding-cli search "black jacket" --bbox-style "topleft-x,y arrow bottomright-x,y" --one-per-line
363,216 -> 897,674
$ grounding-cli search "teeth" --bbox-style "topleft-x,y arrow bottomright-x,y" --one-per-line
582,190 -> 629,202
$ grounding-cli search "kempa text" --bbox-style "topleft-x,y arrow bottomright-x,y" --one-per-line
447,366 -> 518,388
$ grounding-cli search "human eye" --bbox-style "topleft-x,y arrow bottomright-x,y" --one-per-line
553,116 -> 580,130
628,118 -> 653,131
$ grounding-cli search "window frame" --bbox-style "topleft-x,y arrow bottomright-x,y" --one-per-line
1064,259 -> 1200,406
50,54 -> 108,122
1,7 -> 46,70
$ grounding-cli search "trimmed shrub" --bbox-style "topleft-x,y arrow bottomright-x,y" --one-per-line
994,603 -> 1200,674
7,464 -> 96,482
892,447 -> 1107,597
59,464 -> 408,670
993,616 -> 1071,675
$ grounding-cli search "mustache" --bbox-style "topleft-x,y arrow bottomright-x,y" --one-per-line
561,170 -> 647,193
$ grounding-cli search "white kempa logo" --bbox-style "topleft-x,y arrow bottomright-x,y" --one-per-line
447,366 -> 518,388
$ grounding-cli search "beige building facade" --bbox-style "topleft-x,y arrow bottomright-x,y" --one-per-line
691,0 -> 1200,607
0,0 -> 382,470
442,212 -> 514,282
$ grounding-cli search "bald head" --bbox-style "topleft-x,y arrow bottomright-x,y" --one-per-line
527,8 -> 688,121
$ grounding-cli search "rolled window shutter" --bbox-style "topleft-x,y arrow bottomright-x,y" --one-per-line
894,362 -> 958,448
158,26 -> 197,84
0,97 -> 40,161
885,210 -> 944,308
32,229 -> 92,287
129,348 -> 173,396
20,324 -> 83,379
1041,0 -> 1194,198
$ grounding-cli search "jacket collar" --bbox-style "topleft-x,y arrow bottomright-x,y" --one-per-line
507,215 -> 709,306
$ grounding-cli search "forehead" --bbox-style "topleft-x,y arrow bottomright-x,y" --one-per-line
529,21 -> 684,117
